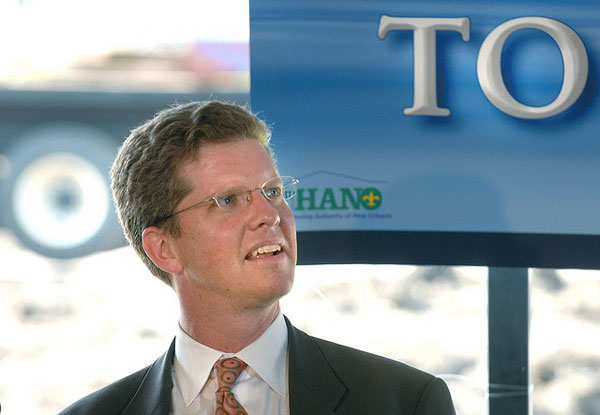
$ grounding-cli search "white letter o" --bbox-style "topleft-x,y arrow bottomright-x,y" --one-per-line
477,17 -> 588,119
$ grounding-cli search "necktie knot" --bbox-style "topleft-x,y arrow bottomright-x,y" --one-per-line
214,357 -> 247,392
213,357 -> 248,415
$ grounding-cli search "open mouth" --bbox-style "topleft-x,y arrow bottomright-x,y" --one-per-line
246,244 -> 282,259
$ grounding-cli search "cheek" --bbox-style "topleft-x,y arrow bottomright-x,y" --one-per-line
282,204 -> 297,232
280,207 -> 297,252
181,220 -> 234,259
209,218 -> 246,255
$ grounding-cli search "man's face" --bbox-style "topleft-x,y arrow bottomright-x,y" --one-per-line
169,139 -> 297,311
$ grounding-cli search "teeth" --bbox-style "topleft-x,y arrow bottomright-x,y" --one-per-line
250,244 -> 281,258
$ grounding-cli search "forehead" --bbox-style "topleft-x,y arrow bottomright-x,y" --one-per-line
180,139 -> 278,193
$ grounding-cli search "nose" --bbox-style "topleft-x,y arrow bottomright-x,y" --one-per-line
246,188 -> 281,230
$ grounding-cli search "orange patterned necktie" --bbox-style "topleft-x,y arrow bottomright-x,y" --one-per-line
213,357 -> 249,415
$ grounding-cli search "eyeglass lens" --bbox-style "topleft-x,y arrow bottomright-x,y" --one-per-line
214,176 -> 298,211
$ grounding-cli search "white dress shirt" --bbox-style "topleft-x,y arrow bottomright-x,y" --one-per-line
171,312 -> 289,415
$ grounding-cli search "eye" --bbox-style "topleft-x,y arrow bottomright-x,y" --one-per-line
264,186 -> 282,199
216,192 -> 241,209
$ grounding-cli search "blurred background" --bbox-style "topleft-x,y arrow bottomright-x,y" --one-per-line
0,1 -> 598,414
2,231 -> 600,415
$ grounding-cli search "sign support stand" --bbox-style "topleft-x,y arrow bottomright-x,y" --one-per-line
488,267 -> 531,415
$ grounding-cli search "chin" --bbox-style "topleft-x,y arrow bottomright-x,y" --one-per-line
264,276 -> 295,304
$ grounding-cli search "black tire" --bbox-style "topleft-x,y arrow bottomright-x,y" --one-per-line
1,123 -> 125,258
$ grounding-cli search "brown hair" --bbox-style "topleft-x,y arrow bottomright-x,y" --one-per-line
110,101 -> 272,285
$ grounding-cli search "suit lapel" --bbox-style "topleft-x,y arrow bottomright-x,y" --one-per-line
122,339 -> 175,415
285,317 -> 347,415
114,320 -> 347,415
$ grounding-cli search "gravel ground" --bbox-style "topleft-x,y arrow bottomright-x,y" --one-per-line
0,230 -> 598,415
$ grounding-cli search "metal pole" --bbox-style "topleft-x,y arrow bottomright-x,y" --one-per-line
488,267 -> 531,415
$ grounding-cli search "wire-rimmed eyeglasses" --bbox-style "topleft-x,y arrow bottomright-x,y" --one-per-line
153,176 -> 299,225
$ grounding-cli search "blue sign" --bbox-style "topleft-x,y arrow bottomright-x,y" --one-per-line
250,0 -> 600,268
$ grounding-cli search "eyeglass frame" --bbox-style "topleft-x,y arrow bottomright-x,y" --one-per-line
152,175 -> 299,226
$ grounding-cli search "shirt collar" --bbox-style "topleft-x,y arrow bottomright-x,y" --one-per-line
236,312 -> 288,397
173,311 -> 288,406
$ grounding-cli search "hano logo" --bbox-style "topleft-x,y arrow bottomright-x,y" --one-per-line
294,186 -> 383,211
360,187 -> 382,210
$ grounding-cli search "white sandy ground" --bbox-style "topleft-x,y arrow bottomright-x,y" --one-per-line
0,230 -> 598,415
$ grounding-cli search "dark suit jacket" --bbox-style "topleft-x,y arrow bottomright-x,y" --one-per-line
60,317 -> 455,414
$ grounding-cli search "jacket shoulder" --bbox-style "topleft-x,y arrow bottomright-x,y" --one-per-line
59,365 -> 152,415
59,339 -> 175,415
313,336 -> 432,380
311,336 -> 455,414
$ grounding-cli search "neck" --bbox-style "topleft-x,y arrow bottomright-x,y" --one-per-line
178,300 -> 280,353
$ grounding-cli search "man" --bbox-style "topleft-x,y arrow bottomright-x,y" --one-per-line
60,101 -> 455,415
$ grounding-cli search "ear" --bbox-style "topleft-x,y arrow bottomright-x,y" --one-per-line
142,226 -> 183,274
